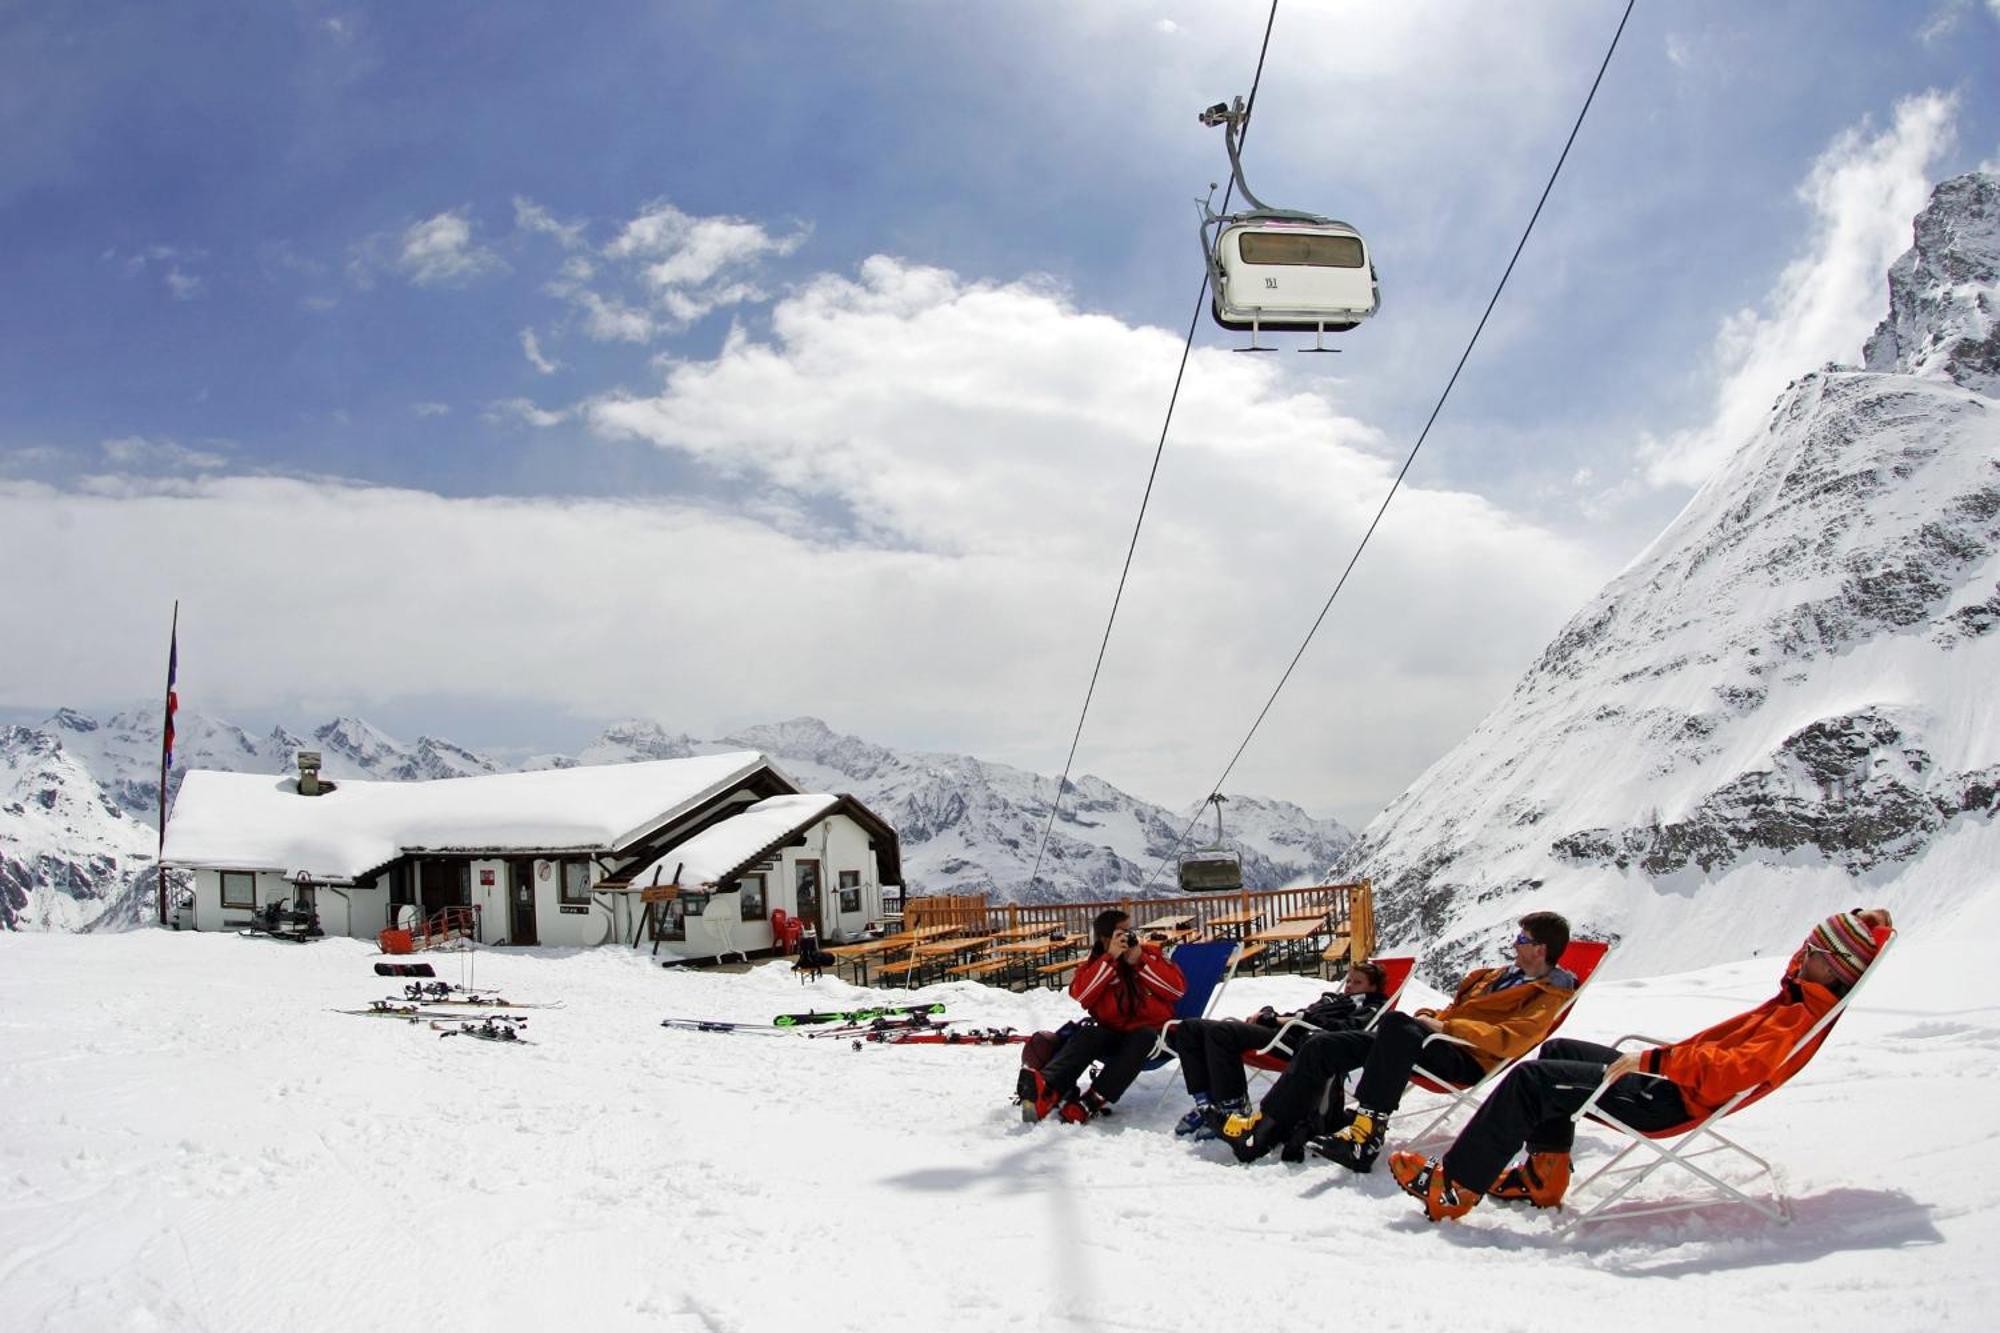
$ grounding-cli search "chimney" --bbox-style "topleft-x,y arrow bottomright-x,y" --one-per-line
297,750 -> 324,796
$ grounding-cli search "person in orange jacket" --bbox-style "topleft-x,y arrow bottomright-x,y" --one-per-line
1017,909 -> 1187,1124
1390,908 -> 1893,1222
1221,911 -> 1577,1169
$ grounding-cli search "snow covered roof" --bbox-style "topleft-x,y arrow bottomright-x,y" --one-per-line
161,752 -> 784,881
624,793 -> 840,889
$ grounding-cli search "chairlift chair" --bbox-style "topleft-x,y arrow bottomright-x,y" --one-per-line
1178,794 -> 1244,895
1198,96 -> 1380,350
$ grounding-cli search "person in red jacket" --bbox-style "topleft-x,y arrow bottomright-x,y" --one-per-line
1017,909 -> 1187,1124
1390,908 -> 1893,1221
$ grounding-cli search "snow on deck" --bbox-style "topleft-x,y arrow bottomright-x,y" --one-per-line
161,751 -> 773,879
626,793 -> 839,887
0,911 -> 1993,1330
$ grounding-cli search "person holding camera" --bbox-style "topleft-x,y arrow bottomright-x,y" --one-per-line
1018,909 -> 1187,1123
1163,960 -> 1389,1141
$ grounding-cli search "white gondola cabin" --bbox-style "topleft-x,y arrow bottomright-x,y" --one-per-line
1209,214 -> 1378,334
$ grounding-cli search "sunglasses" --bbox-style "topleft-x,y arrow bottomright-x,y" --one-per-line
1513,932 -> 1538,947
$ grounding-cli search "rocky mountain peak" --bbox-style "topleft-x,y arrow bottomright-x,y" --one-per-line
48,707 -> 99,733
721,717 -> 900,780
1863,171 -> 1999,395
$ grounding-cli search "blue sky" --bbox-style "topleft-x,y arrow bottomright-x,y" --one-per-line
3,1 -> 1998,826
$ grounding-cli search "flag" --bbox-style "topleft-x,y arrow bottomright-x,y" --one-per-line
162,625 -> 179,777
157,602 -> 178,926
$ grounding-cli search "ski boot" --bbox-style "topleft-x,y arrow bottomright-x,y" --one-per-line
1218,1110 -> 1285,1163
1173,1094 -> 1214,1138
1488,1151 -> 1571,1208
1309,1108 -> 1387,1173
1016,1068 -> 1059,1124
1194,1097 -> 1248,1144
1390,1152 -> 1481,1222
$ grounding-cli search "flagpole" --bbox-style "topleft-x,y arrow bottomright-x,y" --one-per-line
157,601 -> 179,926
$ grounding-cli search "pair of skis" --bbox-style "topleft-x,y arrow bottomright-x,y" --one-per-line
659,1012 -> 949,1039
433,1016 -> 531,1044
336,999 -> 538,1021
772,1003 -> 945,1027
862,1026 -> 1024,1047
393,984 -> 561,1009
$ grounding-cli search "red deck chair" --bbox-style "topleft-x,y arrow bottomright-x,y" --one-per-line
1239,956 -> 1418,1095
1556,929 -> 1897,1234
1400,939 -> 1614,1147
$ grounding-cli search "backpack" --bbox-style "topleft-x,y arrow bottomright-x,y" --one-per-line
1020,1020 -> 1080,1071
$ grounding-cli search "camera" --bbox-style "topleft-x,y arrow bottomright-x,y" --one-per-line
1123,930 -> 1143,950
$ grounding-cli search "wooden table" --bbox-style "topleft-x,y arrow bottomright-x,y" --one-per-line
1205,909 -> 1258,937
1138,913 -> 1197,933
987,938 -> 1064,988
994,922 -> 1058,940
1279,906 -> 1333,924
826,939 -> 897,987
1246,918 -> 1324,974
905,935 -> 994,986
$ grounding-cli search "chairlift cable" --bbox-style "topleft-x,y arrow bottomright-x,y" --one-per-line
1140,0 -> 1638,892
1021,0 -> 1282,896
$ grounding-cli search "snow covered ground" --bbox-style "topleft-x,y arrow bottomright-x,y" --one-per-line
3,914 -> 1994,1331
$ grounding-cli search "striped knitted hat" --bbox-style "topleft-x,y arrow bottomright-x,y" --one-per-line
1804,910 -> 1882,988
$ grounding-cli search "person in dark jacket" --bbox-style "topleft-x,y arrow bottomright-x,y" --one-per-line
1222,911 -> 1578,1170
1389,908 -> 1893,1221
1017,909 -> 1187,1124
1164,961 -> 1388,1141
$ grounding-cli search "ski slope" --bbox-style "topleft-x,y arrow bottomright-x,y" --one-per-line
1,916 -> 1993,1331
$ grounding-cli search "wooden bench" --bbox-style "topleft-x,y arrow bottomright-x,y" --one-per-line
876,956 -> 926,986
1036,957 -> 1082,987
950,958 -> 1009,981
1318,933 -> 1354,977
1234,941 -> 1268,971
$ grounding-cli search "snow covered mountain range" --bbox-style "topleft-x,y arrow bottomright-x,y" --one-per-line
0,709 -> 1352,932
1345,172 -> 2000,977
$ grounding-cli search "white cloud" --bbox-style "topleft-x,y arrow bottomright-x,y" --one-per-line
520,328 -> 561,374
571,289 -> 656,343
395,210 -> 506,287
589,200 -> 808,334
1,253 -> 1606,822
105,245 -> 208,300
485,398 -> 571,428
1640,93 -> 1955,488
1155,19 -> 1180,36
164,268 -> 204,300
412,402 -> 451,418
513,195 -> 588,249
97,436 -> 228,471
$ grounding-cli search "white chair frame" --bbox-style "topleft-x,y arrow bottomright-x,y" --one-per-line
1400,943 -> 1613,1149
1239,962 -> 1414,1099
1555,931 -> 1896,1236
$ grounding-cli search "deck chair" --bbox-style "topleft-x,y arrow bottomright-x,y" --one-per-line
1556,930 -> 1896,1235
1240,956 -> 1418,1095
1400,939 -> 1613,1147
1130,940 -> 1245,1102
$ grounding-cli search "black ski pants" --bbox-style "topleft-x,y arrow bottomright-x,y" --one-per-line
1041,1022 -> 1158,1104
1259,1012 -> 1486,1131
1164,1018 -> 1288,1103
1439,1038 -> 1691,1192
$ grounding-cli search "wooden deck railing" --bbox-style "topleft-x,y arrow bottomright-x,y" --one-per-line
898,880 -> 1375,981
